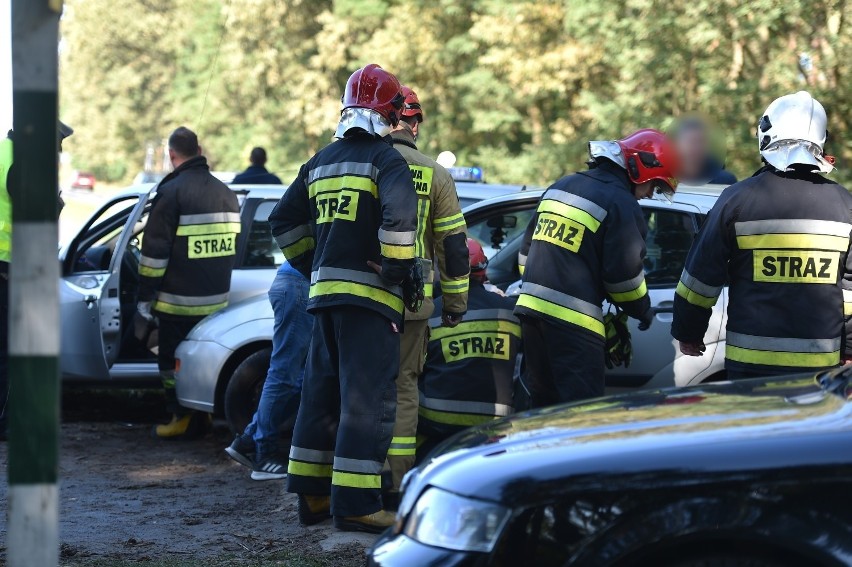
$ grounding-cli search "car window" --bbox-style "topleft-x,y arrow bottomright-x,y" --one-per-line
69,197 -> 140,274
643,208 -> 695,288
242,200 -> 283,268
466,206 -> 536,259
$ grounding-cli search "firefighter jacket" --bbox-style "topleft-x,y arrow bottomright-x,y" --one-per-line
515,160 -> 652,339
391,126 -> 469,320
0,138 -> 12,263
419,279 -> 521,427
672,167 -> 852,373
138,155 -> 240,318
268,131 -> 418,326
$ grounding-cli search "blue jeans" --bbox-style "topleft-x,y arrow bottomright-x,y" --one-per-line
243,264 -> 311,459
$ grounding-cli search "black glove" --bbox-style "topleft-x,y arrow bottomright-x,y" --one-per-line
638,308 -> 655,331
402,259 -> 425,313
604,309 -> 632,369
441,311 -> 463,327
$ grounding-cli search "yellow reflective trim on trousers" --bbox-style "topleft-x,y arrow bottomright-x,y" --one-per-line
288,460 -> 333,478
308,175 -> 378,198
139,265 -> 167,278
380,242 -> 416,260
676,281 -> 717,309
311,280 -> 403,313
726,345 -> 839,368
282,236 -> 315,259
153,300 -> 227,317
176,222 -> 242,236
431,320 -> 522,340
736,233 -> 850,252
608,280 -> 647,303
538,199 -> 601,232
516,295 -> 605,337
518,264 -> 525,275
419,406 -> 498,427
332,471 -> 381,489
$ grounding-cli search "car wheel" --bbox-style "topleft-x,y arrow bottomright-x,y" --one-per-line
224,347 -> 271,434
668,555 -> 785,567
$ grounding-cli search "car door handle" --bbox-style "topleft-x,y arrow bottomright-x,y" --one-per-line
654,301 -> 674,321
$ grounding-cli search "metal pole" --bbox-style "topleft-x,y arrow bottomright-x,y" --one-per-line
8,1 -> 62,566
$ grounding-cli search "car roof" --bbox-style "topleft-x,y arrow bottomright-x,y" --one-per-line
108,183 -> 288,200
455,182 -> 539,203
462,183 -> 728,215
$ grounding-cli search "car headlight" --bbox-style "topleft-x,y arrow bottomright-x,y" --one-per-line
403,487 -> 510,553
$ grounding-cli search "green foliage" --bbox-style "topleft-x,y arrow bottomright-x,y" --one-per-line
60,0 -> 852,187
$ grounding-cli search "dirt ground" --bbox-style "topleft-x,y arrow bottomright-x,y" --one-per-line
0,390 -> 378,566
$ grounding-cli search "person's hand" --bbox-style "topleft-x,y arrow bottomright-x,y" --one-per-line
367,261 -> 382,277
637,309 -> 655,331
679,341 -> 706,356
441,312 -> 463,328
137,301 -> 154,321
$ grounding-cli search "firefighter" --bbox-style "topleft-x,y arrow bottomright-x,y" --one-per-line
269,64 -> 418,533
417,239 -> 520,455
386,86 -> 469,499
516,129 -> 678,407
673,91 -> 852,379
139,126 -> 241,439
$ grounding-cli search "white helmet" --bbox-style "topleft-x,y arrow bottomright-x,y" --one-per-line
757,91 -> 834,173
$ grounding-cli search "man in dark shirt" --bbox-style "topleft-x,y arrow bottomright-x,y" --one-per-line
232,147 -> 283,185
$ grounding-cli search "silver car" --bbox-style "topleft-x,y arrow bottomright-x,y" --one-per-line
60,183 -> 289,383
175,184 -> 729,433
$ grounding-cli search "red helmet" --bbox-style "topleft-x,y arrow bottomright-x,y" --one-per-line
467,238 -> 488,273
400,86 -> 424,123
341,64 -> 405,126
617,129 -> 679,194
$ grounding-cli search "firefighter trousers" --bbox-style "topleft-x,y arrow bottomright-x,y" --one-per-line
388,318 -> 428,491
520,316 -> 605,407
158,315 -> 203,415
286,306 -> 398,518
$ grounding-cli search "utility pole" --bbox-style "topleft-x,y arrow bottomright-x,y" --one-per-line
8,1 -> 62,566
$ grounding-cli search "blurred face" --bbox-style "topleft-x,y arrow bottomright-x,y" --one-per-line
677,127 -> 708,180
633,181 -> 654,200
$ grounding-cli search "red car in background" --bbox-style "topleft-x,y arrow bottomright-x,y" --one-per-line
71,171 -> 96,191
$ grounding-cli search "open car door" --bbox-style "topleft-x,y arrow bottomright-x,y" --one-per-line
60,189 -> 153,380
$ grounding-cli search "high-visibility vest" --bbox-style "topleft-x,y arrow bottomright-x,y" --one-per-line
0,138 -> 13,263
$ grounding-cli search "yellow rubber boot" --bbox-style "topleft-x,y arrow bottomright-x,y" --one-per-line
152,413 -> 209,440
334,509 -> 396,534
298,494 -> 331,526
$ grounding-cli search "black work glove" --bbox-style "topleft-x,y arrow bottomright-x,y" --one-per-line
402,259 -> 425,313
637,308 -> 655,331
441,311 -> 463,327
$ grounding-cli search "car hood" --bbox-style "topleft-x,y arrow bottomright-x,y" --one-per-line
410,372 -> 852,505
185,293 -> 273,342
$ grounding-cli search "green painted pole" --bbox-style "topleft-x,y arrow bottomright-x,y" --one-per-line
8,1 -> 62,566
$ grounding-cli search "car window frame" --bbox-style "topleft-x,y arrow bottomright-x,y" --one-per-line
234,196 -> 282,270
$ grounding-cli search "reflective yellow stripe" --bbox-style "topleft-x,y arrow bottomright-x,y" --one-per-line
753,250 -> 839,284
380,242 -> 415,260
737,233 -> 849,252
414,198 -> 430,258
139,265 -> 166,278
310,280 -> 403,313
726,345 -> 839,368
441,278 -> 469,294
433,212 -> 465,233
608,280 -> 647,303
516,294 -> 605,337
308,175 -> 378,198
676,281 -> 717,308
153,300 -> 227,316
518,264 -> 525,275
419,406 -> 498,427
423,282 -> 434,297
176,222 -> 242,236
332,471 -> 381,489
538,199 -> 601,232
431,320 -> 522,340
387,436 -> 417,456
282,236 -> 315,259
288,460 -> 333,478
